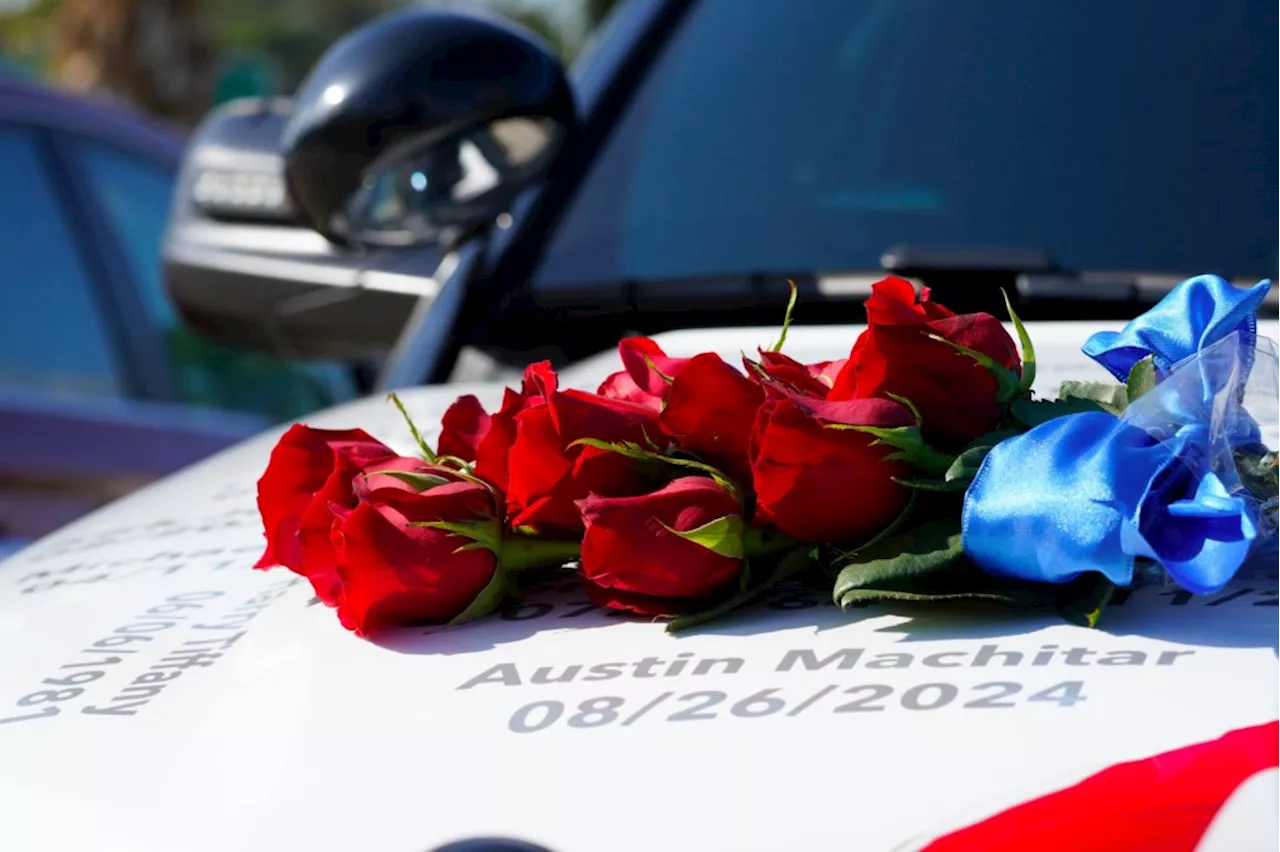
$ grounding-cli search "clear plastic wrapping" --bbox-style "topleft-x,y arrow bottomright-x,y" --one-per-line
1121,330 -> 1278,576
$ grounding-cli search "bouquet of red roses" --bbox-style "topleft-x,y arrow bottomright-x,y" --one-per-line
251,275 -> 1276,637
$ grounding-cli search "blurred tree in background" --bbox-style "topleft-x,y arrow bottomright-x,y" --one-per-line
0,0 -> 622,127
214,0 -> 394,94
53,0 -> 217,125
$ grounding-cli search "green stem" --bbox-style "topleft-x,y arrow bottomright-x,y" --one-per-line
387,392 -> 437,462
501,537 -> 582,572
769,279 -> 799,352
915,443 -> 959,477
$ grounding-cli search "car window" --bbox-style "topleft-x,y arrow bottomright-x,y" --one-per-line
70,139 -> 357,421
535,0 -> 1278,287
0,127 -> 123,398
68,139 -> 179,324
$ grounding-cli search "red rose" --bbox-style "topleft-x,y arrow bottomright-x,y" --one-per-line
296,455 -> 459,604
473,387 -> 526,493
505,361 -> 661,533
750,349 -> 847,399
750,388 -> 913,542
597,337 -> 691,410
577,477 -> 745,614
437,394 -> 491,461
659,353 -> 764,483
330,479 -> 500,636
468,363 -> 563,494
829,277 -> 1021,448
253,424 -> 396,584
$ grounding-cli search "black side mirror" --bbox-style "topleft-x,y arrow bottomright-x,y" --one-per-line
281,8 -> 576,248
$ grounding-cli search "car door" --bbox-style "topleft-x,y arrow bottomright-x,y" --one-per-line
0,121 -> 138,542
0,120 -> 268,546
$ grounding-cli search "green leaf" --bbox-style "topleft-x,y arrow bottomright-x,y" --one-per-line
832,518 -> 964,606
666,546 -> 814,633
944,445 -> 992,484
662,514 -> 746,559
833,531 -> 1059,611
387,392 -> 437,462
1001,289 -> 1036,394
1235,449 -> 1279,502
828,516 -> 1072,613
1125,356 -> 1158,403
769,279 -> 799,352
363,469 -> 451,492
1058,380 -> 1130,415
1010,395 -> 1108,428
1055,573 -> 1115,629
939,429 -> 1022,485
824,423 -> 954,476
413,519 -> 503,556
836,585 -> 1053,608
963,428 -> 1025,450
926,333 -> 1022,404
447,570 -> 512,626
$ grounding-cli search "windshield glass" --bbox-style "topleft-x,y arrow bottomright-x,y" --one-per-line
534,0 -> 1277,287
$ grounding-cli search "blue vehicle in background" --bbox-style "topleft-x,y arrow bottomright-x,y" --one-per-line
0,78 -> 354,548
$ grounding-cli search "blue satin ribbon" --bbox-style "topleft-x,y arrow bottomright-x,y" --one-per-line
1082,275 -> 1271,381
962,412 -> 1256,593
963,274 -> 1272,594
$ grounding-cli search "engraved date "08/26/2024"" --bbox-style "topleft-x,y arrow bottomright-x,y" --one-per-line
507,681 -> 1086,734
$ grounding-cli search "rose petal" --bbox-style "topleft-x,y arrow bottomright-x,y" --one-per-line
661,353 -> 764,483
438,395 -> 491,461
254,425 -> 393,572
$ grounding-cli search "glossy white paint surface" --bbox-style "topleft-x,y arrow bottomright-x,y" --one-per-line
0,321 -> 1274,852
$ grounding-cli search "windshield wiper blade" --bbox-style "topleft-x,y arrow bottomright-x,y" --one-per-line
1018,270 -> 1279,311
881,243 -> 1056,274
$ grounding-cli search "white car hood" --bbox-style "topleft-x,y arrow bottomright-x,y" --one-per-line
0,321 -> 1275,852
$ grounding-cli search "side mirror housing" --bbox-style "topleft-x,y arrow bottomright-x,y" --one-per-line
282,8 -> 576,247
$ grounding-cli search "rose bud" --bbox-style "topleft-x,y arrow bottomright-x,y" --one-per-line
577,477 -> 746,614
293,455 -> 464,604
750,389 -> 913,542
467,357 -> 587,495
254,425 -> 397,589
828,277 -> 1021,448
330,479 -> 503,637
254,425 -> 464,607
659,353 -> 764,484
505,361 -> 662,533
597,336 -> 691,410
